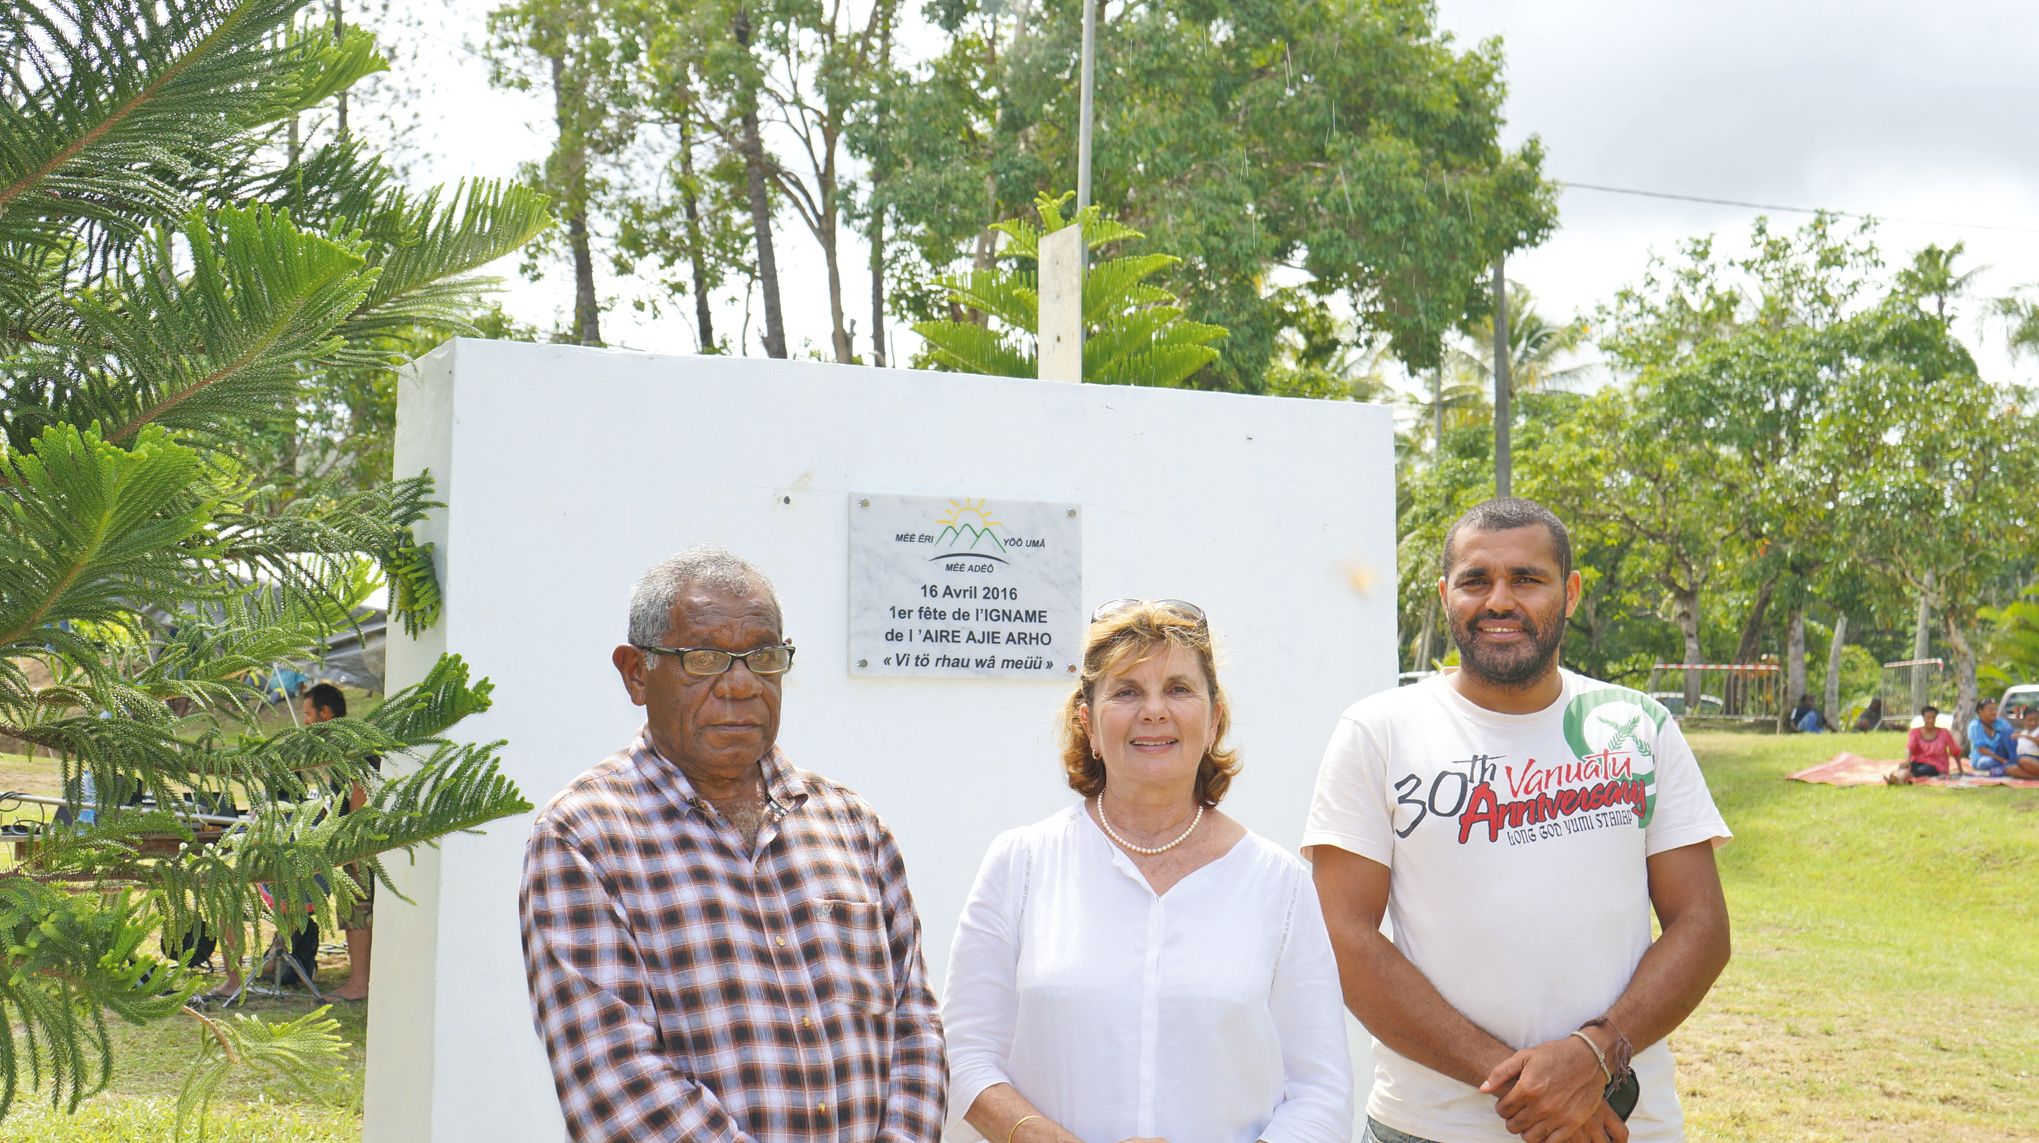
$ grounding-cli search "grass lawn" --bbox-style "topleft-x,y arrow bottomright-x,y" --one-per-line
2,744 -> 370,1140
4,729 -> 2036,1139
1675,729 -> 2038,1141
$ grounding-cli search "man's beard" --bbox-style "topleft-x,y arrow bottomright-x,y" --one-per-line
1450,605 -> 1565,689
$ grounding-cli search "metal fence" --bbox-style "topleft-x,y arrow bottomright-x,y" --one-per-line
1643,662 -> 1785,722
1876,657 -> 1953,728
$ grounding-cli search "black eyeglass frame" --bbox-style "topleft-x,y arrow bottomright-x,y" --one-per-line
1089,597 -> 1208,626
635,641 -> 797,677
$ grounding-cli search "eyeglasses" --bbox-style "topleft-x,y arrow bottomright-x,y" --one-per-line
1090,598 -> 1207,627
636,642 -> 796,677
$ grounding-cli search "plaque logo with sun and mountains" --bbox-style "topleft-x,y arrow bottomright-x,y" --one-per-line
930,498 -> 1012,566
848,492 -> 1084,679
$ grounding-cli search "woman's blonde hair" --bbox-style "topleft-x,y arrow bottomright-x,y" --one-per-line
1059,602 -> 1239,806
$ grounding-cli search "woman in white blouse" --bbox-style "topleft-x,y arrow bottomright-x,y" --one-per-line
944,599 -> 1353,1143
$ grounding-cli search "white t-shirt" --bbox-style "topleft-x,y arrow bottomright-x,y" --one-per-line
1301,671 -> 1730,1142
943,805 -> 1354,1143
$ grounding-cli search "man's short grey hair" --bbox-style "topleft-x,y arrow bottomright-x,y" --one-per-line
627,547 -> 782,661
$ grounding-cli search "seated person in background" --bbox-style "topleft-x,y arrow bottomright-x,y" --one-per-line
1968,699 -> 2017,777
1888,705 -> 1961,785
1853,696 -> 1884,732
2009,707 -> 2039,779
1790,694 -> 1826,733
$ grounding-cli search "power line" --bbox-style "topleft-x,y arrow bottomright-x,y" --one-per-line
1558,179 -> 2039,238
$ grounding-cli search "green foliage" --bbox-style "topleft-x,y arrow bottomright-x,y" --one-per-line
177,1006 -> 346,1138
0,0 -> 544,1125
1980,585 -> 2039,693
913,193 -> 1226,386
874,0 -> 1556,390
1433,215 -> 2037,710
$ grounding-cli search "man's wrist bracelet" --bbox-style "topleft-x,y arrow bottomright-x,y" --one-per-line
1006,1113 -> 1043,1143
1567,1029 -> 1611,1084
1581,1016 -> 1635,1078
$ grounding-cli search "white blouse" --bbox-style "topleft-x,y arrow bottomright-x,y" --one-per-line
943,805 -> 1353,1143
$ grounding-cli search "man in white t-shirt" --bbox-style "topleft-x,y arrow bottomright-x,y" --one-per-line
1304,498 -> 1732,1143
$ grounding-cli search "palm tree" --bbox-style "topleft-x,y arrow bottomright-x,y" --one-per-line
1398,366 -> 1492,454
1895,241 -> 1985,327
1987,290 -> 2039,362
1448,283 -> 1596,403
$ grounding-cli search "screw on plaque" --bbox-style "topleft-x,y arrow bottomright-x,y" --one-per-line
858,659 -> 869,668
858,498 -> 871,508
1065,508 -> 1077,517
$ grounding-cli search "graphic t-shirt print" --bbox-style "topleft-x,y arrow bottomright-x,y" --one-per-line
1393,688 -> 1667,846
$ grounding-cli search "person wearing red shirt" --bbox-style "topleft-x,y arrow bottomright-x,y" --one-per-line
1888,706 -> 1961,784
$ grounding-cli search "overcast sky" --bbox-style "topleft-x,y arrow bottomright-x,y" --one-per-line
400,0 -> 2039,383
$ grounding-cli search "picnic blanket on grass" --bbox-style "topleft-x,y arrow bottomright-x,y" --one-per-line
1787,751 -> 2039,789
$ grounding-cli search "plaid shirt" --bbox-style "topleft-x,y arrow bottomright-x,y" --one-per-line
520,731 -> 946,1141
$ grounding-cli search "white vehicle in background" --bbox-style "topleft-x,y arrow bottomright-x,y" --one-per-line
2000,683 -> 2039,713
1647,692 -> 1726,718
1904,688 -> 2038,730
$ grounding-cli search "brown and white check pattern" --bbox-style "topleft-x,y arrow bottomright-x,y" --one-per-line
520,732 -> 945,1141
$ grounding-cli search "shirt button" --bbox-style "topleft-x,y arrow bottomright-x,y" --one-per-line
776,936 -> 787,947
802,1016 -> 813,1028
817,1101 -> 828,1113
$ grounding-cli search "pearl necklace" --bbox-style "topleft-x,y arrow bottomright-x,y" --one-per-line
1094,797 -> 1204,855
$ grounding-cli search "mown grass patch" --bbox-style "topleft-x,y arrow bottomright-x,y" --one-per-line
4,987 -> 367,1142
1677,729 -> 2039,1140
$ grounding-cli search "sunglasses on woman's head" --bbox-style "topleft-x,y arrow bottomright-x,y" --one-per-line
1089,598 -> 1208,627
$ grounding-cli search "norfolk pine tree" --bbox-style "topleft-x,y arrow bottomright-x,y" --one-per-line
0,0 -> 546,1124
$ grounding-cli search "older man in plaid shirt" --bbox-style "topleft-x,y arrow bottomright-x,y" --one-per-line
519,547 -> 945,1141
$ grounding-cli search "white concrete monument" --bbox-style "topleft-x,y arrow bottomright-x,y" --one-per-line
365,339 -> 1397,1140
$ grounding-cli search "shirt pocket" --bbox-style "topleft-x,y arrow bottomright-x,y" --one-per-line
810,897 -> 891,1016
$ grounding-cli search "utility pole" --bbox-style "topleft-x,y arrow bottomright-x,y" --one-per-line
1040,0 -> 1099,383
1492,256 -> 1512,497
1076,0 -> 1097,215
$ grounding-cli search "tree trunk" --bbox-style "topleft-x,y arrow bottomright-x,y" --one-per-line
1783,606 -> 1806,731
676,114 -> 716,353
1672,586 -> 1702,710
972,171 -> 999,273
731,8 -> 786,358
551,53 -> 601,346
1732,574 -> 1777,665
1911,573 -> 1935,714
1944,610 -> 1978,744
1413,596 -> 1437,673
1824,613 -> 1847,729
1730,572 -> 1776,717
1432,366 -> 1444,450
868,204 -> 887,367
1491,257 -> 1511,497
822,183 -> 853,362
332,0 -> 348,140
